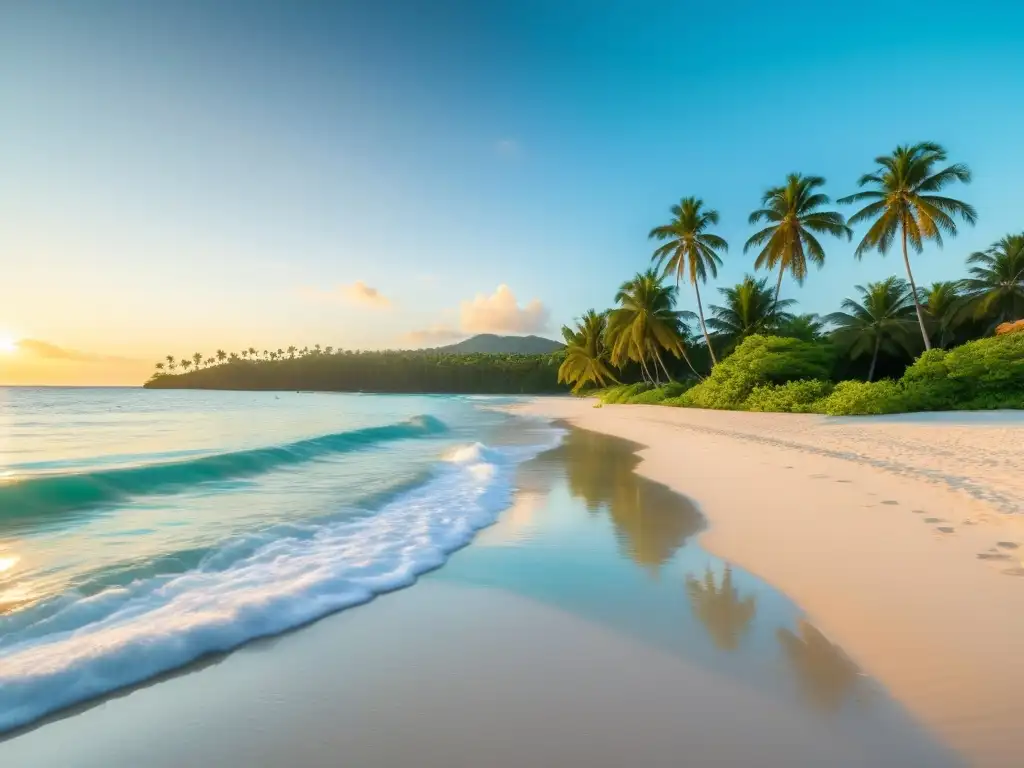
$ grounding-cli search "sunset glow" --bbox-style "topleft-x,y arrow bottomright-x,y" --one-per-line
0,336 -> 18,354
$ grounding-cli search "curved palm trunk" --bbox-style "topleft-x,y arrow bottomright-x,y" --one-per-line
678,348 -> 703,380
901,226 -> 932,352
652,347 -> 673,384
868,335 -> 880,382
774,267 -> 785,304
693,282 -> 718,366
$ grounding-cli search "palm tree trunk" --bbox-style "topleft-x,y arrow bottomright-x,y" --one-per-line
679,348 -> 703,380
774,267 -> 784,304
653,348 -> 673,384
901,225 -> 932,352
868,335 -> 880,382
693,283 -> 718,365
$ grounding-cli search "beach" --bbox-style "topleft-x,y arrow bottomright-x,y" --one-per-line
1,391 -> 1019,766
511,398 -> 1024,766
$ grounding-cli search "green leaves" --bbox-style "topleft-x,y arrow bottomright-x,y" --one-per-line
744,173 -> 851,296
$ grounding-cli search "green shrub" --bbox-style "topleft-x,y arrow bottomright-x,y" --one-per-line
625,380 -> 693,404
600,382 -> 653,404
900,333 -> 1024,411
744,380 -> 834,413
680,335 -> 835,410
813,379 -> 906,415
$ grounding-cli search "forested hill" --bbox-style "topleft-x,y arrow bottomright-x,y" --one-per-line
144,350 -> 566,394
437,334 -> 563,354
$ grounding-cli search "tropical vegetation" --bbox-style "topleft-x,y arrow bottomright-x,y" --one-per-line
151,141 -> 1023,414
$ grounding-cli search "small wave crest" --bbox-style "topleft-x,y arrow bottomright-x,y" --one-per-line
0,429 -> 561,734
0,415 -> 448,520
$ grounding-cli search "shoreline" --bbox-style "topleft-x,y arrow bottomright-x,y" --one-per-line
512,398 -> 1024,767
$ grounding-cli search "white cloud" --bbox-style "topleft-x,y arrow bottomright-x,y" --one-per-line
300,281 -> 392,309
459,284 -> 549,334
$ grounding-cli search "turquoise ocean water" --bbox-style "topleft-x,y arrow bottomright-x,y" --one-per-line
0,388 -> 559,732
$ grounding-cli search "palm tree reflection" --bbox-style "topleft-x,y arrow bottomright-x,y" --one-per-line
526,428 -> 704,572
777,620 -> 862,712
686,566 -> 757,650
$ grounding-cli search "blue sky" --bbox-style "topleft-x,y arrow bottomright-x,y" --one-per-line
2,0 -> 1023,382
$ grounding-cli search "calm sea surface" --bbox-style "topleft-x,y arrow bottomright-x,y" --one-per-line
0,388 -> 957,765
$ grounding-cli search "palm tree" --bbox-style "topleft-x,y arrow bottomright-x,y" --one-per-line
921,281 -> 968,348
229,352 -> 240,362
649,197 -> 728,365
686,566 -> 757,651
247,347 -> 257,360
216,349 -> 227,363
287,345 -> 297,359
324,346 -> 334,355
154,362 -> 165,374
964,234 -> 1024,329
192,352 -> 203,370
707,275 -> 795,352
777,313 -> 827,342
180,359 -> 192,372
240,350 -> 248,360
166,355 -> 176,372
605,269 -> 699,383
205,357 -> 216,367
557,310 -> 619,392
745,174 -> 852,302
826,277 -> 918,381
839,142 -> 976,351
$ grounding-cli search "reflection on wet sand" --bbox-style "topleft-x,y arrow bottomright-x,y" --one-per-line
686,566 -> 757,651
524,427 -> 704,571
778,620 -> 864,713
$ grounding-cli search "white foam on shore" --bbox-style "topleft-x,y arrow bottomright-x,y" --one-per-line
0,431 -> 563,734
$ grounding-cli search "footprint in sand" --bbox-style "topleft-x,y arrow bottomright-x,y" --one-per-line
923,517 -> 944,524
836,479 -> 852,484
937,526 -> 955,534
881,500 -> 899,506
962,519 -> 978,526
1001,567 -> 1024,577
912,509 -> 926,514
996,541 -> 1020,550
978,552 -> 1013,561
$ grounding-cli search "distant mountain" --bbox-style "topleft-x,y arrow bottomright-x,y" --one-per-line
437,334 -> 563,355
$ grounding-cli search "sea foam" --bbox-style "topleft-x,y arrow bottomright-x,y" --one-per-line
0,429 -> 562,734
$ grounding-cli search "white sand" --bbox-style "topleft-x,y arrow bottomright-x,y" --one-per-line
512,399 -> 1024,766
0,583 -> 949,768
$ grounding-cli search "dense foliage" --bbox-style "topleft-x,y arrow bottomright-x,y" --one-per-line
592,333 -> 1024,415
146,350 -> 564,394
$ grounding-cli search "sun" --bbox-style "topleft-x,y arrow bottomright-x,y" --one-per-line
0,336 -> 18,354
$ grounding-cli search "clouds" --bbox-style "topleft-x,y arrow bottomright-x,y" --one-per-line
341,281 -> 391,308
15,339 -> 135,363
300,281 -> 391,309
460,284 -> 549,334
404,285 -> 550,347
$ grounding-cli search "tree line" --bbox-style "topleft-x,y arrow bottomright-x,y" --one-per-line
559,142 -> 1023,391
146,348 -> 564,394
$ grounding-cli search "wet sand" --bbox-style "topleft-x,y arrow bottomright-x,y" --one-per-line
512,399 -> 1024,766
0,425 -> 956,767
0,582 -> 948,768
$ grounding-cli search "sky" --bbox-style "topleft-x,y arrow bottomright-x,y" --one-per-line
2,0 -> 1023,385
